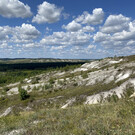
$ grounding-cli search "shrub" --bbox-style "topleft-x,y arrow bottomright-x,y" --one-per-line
45,84 -> 53,89
107,94 -> 119,103
73,82 -> 78,86
3,87 -> 10,92
0,97 -> 8,107
49,78 -> 55,84
19,87 -> 30,100
27,85 -> 31,91
81,72 -> 88,79
124,85 -> 134,98
114,64 -> 118,69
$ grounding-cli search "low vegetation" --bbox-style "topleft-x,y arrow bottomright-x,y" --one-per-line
0,98 -> 135,135
1,56 -> 135,134
18,86 -> 30,100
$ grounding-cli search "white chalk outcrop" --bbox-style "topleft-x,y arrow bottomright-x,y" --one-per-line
85,78 -> 135,105
0,107 -> 12,117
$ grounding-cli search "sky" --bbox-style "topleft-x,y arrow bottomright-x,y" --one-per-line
0,0 -> 135,59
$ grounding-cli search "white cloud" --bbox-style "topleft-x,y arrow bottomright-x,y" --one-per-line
93,32 -> 111,42
12,23 -> 40,43
75,8 -> 104,25
0,42 -> 8,48
127,40 -> 135,45
46,27 -> 52,31
62,21 -> 82,32
63,13 -> 70,19
94,31 -> 124,49
32,1 -> 63,24
87,44 -> 96,49
0,24 -> 40,44
1,6 -> 135,58
112,21 -> 135,41
0,26 -> 12,41
100,14 -> 130,33
0,0 -> 32,18
22,43 -> 41,48
62,20 -> 95,32
114,46 -> 135,56
50,46 -> 65,51
41,31 -> 91,46
93,19 -> 135,54
112,30 -> 135,41
92,13 -> 135,56
81,26 -> 95,33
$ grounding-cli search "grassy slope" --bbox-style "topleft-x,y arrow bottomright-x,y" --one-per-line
1,98 -> 135,135
0,78 -> 129,112
0,82 -> 134,135
1,55 -> 135,134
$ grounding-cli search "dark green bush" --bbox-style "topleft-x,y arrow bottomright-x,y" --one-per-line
45,84 -> 53,89
73,82 -> 78,86
19,87 -> 30,100
49,78 -> 55,84
3,87 -> 10,92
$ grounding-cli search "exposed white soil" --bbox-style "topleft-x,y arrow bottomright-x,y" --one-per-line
116,71 -> 132,82
119,62 -> 135,68
7,87 -> 18,95
73,66 -> 118,86
32,120 -> 44,125
0,107 -> 12,117
24,106 -> 32,111
4,129 -> 25,135
72,68 -> 88,73
27,79 -> 31,83
80,58 -> 123,71
81,61 -> 100,69
55,72 -> 65,76
109,59 -> 123,64
85,78 -> 135,105
86,69 -> 118,86
130,92 -> 135,98
6,82 -> 20,88
61,98 -> 76,109
7,82 -> 45,95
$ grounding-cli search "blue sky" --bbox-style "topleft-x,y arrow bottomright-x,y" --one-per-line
0,0 -> 135,59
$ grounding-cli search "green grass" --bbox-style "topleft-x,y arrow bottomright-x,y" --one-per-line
0,70 -> 44,87
1,98 -> 135,135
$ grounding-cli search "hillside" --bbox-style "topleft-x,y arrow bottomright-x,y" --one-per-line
0,55 -> 135,135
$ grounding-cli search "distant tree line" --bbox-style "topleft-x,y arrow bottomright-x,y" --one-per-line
0,62 -> 85,71
0,62 -> 84,86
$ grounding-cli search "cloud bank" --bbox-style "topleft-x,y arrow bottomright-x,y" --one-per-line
0,2 -> 135,58
0,0 -> 32,18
